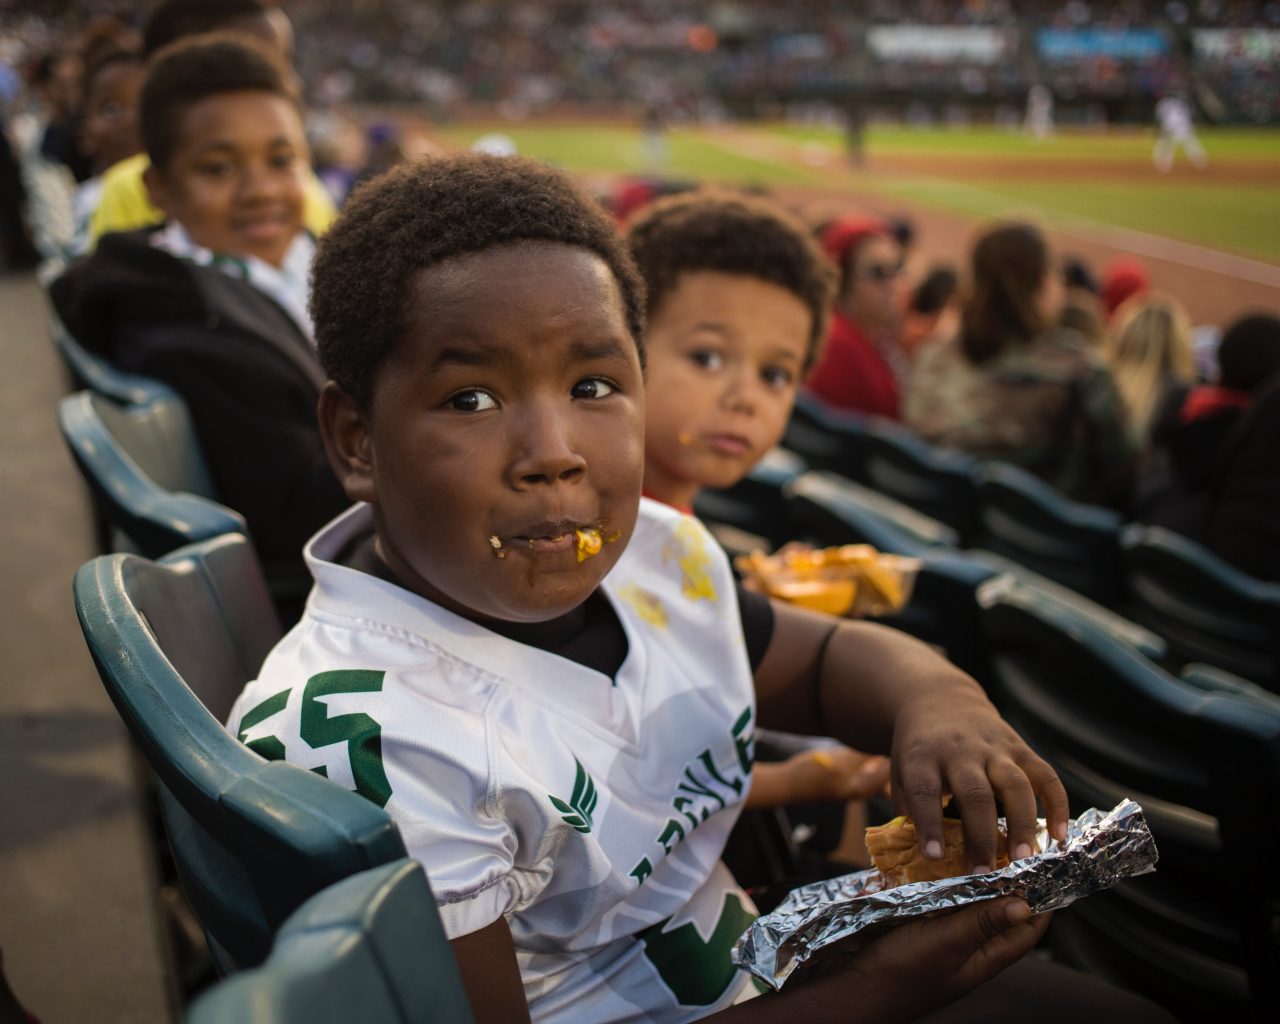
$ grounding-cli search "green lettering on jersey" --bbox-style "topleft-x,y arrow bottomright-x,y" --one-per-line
731,706 -> 754,776
638,892 -> 756,1007
300,670 -> 392,807
236,687 -> 291,762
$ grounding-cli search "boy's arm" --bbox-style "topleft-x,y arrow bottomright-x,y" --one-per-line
449,899 -> 1048,1024
751,601 -> 1068,873
450,919 -> 533,1024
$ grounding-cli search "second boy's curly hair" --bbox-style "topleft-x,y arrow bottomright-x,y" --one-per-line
625,191 -> 835,370
140,33 -> 298,170
312,154 -> 647,410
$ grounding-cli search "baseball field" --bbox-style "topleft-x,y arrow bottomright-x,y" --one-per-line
430,121 -> 1280,326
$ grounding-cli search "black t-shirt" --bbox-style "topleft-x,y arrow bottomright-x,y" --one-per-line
340,533 -> 776,680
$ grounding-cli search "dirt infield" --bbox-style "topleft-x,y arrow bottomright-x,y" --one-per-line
718,128 -> 1280,327
864,154 -> 1277,186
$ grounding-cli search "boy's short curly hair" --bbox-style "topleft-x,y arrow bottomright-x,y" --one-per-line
312,154 -> 647,410
625,191 -> 835,371
140,33 -> 298,171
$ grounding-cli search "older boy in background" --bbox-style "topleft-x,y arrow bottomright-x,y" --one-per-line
86,0 -> 334,247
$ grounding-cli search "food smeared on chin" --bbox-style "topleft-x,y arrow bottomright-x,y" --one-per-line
575,526 -> 603,562
866,816 -> 1033,887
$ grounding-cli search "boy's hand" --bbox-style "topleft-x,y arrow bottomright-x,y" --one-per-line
781,746 -> 890,805
840,898 -> 1051,1022
890,691 -> 1068,873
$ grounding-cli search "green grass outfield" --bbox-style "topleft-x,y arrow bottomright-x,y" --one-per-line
768,123 -> 1280,160
436,123 -> 1280,262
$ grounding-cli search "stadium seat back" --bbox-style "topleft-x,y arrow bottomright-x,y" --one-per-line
1121,524 -> 1280,693
693,448 -> 805,551
780,392 -> 868,480
59,390 -> 243,557
785,471 -> 958,555
973,461 -> 1124,604
186,860 -> 474,1024
51,315 -> 174,406
860,420 -> 980,543
783,472 -> 999,679
73,536 -> 408,970
980,589 -> 1280,1016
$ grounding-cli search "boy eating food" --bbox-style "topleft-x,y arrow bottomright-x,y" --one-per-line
228,155 -> 1069,1022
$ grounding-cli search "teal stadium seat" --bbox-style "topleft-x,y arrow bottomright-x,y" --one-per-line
186,860 -> 473,1024
860,419 -> 981,545
979,588 -> 1280,1019
973,461 -> 1125,605
59,389 -> 244,557
73,535 -> 408,970
782,470 -> 996,680
51,315 -> 173,406
785,470 -> 959,556
781,392 -> 868,480
1121,524 -> 1280,694
693,447 -> 806,554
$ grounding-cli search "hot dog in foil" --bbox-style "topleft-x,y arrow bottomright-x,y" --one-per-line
733,799 -> 1158,990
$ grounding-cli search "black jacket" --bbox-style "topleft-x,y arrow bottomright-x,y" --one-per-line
51,229 -> 350,564
1206,378 -> 1280,582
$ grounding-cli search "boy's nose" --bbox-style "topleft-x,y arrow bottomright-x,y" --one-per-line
239,161 -> 283,200
721,371 -> 759,416
509,412 -> 587,488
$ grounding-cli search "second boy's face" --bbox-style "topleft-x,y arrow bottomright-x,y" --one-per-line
145,90 -> 307,268
643,271 -> 811,505
348,242 -> 645,624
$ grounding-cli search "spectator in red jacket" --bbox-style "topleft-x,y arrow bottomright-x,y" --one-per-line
804,214 -> 905,419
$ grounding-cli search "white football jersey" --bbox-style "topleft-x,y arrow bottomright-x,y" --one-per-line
228,500 -> 760,1022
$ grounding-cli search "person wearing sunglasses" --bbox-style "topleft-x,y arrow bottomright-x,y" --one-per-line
804,215 -> 906,419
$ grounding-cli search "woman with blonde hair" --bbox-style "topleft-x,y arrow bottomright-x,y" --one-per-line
1109,294 -> 1195,441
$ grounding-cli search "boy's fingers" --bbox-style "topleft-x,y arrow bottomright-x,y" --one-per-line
960,903 -> 1049,988
990,759 -> 1038,861
950,765 -> 999,871
1024,756 -> 1070,842
897,761 -> 945,858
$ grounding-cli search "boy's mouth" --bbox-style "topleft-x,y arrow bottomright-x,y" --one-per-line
706,432 -> 753,457
498,518 -> 594,555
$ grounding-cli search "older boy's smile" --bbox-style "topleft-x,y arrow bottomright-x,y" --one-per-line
348,241 -> 645,624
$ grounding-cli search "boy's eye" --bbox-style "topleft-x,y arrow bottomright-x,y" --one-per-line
761,366 -> 795,389
448,389 -> 497,412
690,350 -> 723,371
270,152 -> 296,169
198,161 -> 233,178
571,377 -> 616,400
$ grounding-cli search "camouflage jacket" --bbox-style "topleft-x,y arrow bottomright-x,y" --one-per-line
903,327 -> 1140,508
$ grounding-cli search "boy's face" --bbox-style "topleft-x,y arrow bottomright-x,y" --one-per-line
324,241 -> 646,624
82,61 -> 143,175
144,90 -> 307,268
643,271 -> 810,506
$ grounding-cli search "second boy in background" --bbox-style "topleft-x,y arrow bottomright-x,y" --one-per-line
625,191 -> 890,851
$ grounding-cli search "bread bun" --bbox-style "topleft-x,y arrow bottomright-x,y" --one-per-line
865,816 -> 1013,887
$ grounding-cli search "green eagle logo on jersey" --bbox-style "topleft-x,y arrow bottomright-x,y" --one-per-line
549,758 -> 598,834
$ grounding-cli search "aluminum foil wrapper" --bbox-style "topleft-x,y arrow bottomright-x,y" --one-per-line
733,798 -> 1158,990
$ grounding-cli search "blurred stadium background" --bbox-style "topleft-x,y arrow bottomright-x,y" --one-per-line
4,0 -> 1279,324
1,2 -> 1278,1021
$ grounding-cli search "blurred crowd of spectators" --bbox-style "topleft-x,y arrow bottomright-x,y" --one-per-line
2,0 -> 1278,121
